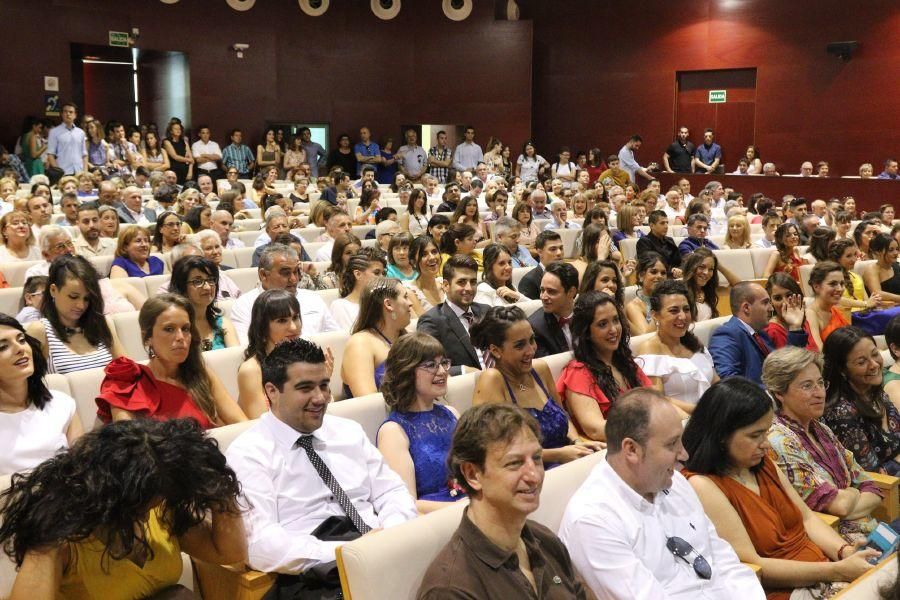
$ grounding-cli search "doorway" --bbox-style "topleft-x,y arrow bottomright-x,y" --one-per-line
675,69 -> 757,172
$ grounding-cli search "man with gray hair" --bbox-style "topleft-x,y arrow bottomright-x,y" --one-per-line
230,243 -> 338,344
545,199 -> 581,231
24,226 -> 74,279
560,388 -> 764,599
494,216 -> 537,267
116,185 -> 156,225
529,189 -> 552,220
253,207 -> 310,266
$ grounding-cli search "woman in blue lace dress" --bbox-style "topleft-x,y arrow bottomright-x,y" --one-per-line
471,306 -> 604,467
377,332 -> 462,514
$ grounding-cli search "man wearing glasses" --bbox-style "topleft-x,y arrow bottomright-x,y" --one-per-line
24,226 -> 76,279
559,388 -> 764,599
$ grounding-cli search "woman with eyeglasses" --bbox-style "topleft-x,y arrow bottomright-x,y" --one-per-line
762,347 -> 885,546
16,275 -> 47,324
341,277 -> 413,399
377,332 -> 463,513
0,211 -> 41,262
683,377 -> 878,599
823,326 -> 900,476
763,222 -> 808,283
25,255 -> 125,375
151,210 -> 186,253
168,256 -> 238,351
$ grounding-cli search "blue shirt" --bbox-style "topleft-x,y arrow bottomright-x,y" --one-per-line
222,143 -> 254,174
301,142 -> 327,177
510,245 -> 538,267
353,142 -> 381,177
678,236 -> 719,256
694,142 -> 722,167
451,142 -> 484,172
47,123 -> 87,174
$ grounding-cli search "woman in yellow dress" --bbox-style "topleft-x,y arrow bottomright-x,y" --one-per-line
0,418 -> 245,600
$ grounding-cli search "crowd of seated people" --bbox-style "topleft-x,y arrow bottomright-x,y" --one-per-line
3,105 -> 900,598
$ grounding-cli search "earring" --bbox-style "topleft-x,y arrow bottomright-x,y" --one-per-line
147,346 -> 156,359
390,311 -> 397,321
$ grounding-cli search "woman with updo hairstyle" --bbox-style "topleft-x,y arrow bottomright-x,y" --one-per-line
763,347 -> 885,545
862,232 -> 900,305
341,277 -> 413,399
764,272 -> 818,351
0,419 -> 246,598
471,305 -> 603,465
438,222 -> 482,273
557,291 -> 652,442
0,314 -> 82,475
625,251 -> 667,335
805,261 -> 850,350
237,289 -> 314,418
474,243 -> 524,306
804,227 -> 836,264
97,294 -> 246,428
578,259 -> 625,306
763,222 -> 808,283
321,232 -> 361,290
823,326 -> 900,475
635,279 -> 718,411
26,255 -> 125,374
377,331 -> 462,513
827,238 -> 879,314
330,247 -> 387,330
682,377 -> 878,599
168,255 -> 238,351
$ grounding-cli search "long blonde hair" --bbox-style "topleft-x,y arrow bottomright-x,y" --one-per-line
724,214 -> 751,249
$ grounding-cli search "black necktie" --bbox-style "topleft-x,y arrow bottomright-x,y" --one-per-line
461,311 -> 475,327
296,435 -> 372,534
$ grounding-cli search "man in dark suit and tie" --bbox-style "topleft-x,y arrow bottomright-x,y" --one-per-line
709,281 -> 808,384
518,230 -> 565,300
417,254 -> 489,376
529,261 -> 578,358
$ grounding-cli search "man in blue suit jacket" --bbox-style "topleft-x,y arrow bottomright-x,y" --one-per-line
709,282 -> 808,384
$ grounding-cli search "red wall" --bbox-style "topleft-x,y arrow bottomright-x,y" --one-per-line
524,0 -> 900,178
0,0 -> 532,151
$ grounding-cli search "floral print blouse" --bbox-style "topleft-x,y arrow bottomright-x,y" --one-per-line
822,391 -> 900,476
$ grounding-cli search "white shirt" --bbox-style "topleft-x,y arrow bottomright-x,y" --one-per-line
559,460 -> 764,600
23,261 -> 50,281
225,236 -> 245,249
315,240 -> 335,262
329,298 -> 359,330
231,285 -> 339,344
0,390 -> 76,475
254,232 -> 271,248
753,237 -> 775,249
191,139 -> 222,171
226,412 -> 417,574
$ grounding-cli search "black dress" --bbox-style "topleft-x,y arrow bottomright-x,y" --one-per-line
881,263 -> 900,296
167,137 -> 189,183
327,148 -> 357,177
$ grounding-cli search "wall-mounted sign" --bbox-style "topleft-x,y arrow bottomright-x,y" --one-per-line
44,93 -> 61,116
709,89 -> 727,103
44,76 -> 59,91
109,31 -> 130,47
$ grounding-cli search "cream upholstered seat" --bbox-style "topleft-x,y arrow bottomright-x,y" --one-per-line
551,228 -> 580,258
207,418 -> 257,453
203,346 -> 246,400
543,351 -> 573,380
227,267 -> 261,293
511,266 -> 531,289
336,451 -> 605,600
750,247 -> 777,278
692,315 -> 730,347
0,286 -> 21,316
443,371 -> 481,414
109,276 -> 147,299
308,329 -> 350,400
619,237 -> 638,261
44,373 -> 71,397
1,260 -> 42,287
62,365 -> 108,431
143,274 -> 170,298
111,311 -> 148,360
713,249 -> 756,281
798,264 -> 814,296
519,298 -> 543,317
327,392 -> 389,445
232,246 -> 256,268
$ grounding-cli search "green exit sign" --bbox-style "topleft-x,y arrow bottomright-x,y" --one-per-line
109,31 -> 130,47
709,90 -> 727,103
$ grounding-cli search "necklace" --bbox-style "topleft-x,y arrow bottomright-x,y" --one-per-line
63,325 -> 83,336
371,327 -> 393,347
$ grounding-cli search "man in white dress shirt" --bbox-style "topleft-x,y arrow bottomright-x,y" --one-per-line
226,338 -> 416,583
559,388 -> 764,599
191,125 -> 223,181
230,244 -> 338,344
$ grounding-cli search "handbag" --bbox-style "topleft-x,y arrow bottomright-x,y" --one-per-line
262,516 -> 361,600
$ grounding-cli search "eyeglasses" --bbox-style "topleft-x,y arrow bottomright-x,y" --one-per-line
187,278 -> 217,289
796,379 -> 829,393
418,358 -> 452,373
52,240 -> 75,252
666,536 -> 712,580
162,220 -> 182,229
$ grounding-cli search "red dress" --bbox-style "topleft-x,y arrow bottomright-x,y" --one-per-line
774,252 -> 807,284
762,321 -> 818,352
96,357 -> 213,429
556,359 -> 652,419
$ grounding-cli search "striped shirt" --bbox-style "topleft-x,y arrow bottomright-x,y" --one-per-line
428,146 -> 452,183
42,318 -> 113,374
222,143 -> 254,174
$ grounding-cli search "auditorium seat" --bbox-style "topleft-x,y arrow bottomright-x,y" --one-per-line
693,316 -> 730,347
0,286 -> 21,316
630,331 -> 655,354
111,312 -> 148,360
520,298 -> 543,317
799,264 -> 814,296
750,247 -> 777,278
2,260 -> 41,286
511,266 -> 531,289
207,418 -> 257,452
142,274 -> 170,297
624,284 -> 637,304
203,346 -> 245,400
543,351 -> 574,380
552,228 -> 580,258
318,287 -> 341,308
220,248 -> 238,269
61,365 -> 108,430
109,276 -> 147,300
233,218 -> 262,232
327,392 -> 388,444
335,451 -> 605,600
444,371 -> 481,414
227,268 -> 261,293
714,249 -> 756,281
619,237 -> 638,261
296,227 -> 324,243
233,231 -> 261,246
307,330 -> 350,400
232,246 -> 256,268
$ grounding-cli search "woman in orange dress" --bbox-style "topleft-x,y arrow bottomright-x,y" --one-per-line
682,377 -> 878,599
805,261 -> 850,350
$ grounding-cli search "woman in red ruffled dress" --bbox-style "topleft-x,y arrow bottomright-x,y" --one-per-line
97,294 -> 247,428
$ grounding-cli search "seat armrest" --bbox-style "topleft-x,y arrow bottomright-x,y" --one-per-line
192,559 -> 276,600
815,512 -> 840,529
866,471 -> 899,522
742,562 -> 762,580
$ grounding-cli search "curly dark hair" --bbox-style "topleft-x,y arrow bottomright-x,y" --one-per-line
571,291 -> 641,403
649,279 -> 703,353
682,247 -> 720,318
0,418 -> 241,568
481,243 -> 515,291
578,260 -> 624,306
